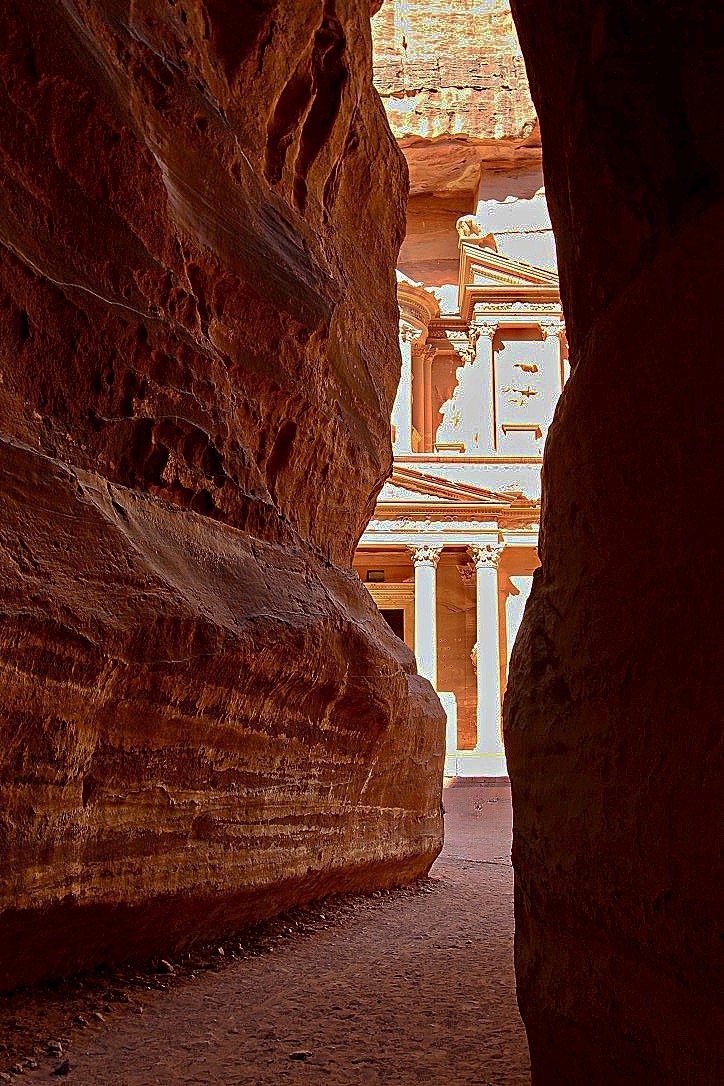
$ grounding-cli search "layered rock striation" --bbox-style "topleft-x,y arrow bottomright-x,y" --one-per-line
505,2 -> 724,1082
0,0 -> 445,991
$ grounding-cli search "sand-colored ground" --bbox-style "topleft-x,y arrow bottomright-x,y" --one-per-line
5,782 -> 529,1085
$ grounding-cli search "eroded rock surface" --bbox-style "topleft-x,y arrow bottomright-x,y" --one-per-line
505,2 -> 724,1082
372,1 -> 553,304
0,0 -> 445,991
372,0 -> 538,197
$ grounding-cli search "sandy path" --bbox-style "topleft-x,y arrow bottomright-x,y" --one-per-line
21,782 -> 530,1086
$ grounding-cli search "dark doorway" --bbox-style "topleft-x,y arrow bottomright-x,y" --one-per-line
380,608 -> 405,641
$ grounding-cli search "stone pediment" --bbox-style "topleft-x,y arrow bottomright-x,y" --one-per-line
379,466 -> 530,508
458,238 -> 560,321
462,245 -> 559,290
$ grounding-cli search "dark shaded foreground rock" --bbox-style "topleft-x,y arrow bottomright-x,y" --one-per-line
505,3 -> 724,1083
0,0 -> 444,991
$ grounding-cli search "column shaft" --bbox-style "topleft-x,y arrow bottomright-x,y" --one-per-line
470,542 -> 505,770
423,351 -> 434,453
410,544 -> 442,687
472,324 -> 497,453
391,330 -> 414,454
412,349 -> 425,447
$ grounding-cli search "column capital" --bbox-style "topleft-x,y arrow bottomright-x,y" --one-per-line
473,319 -> 498,341
399,320 -> 424,344
469,542 -> 504,570
540,318 -> 565,339
409,543 -> 443,568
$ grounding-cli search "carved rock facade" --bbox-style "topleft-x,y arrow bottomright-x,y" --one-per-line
0,0 -> 445,990
505,2 -> 724,1082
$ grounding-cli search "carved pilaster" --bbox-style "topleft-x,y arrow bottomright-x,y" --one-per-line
474,320 -> 498,341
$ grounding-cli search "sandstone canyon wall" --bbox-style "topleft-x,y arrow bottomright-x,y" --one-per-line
0,0 -> 445,991
505,2 -> 724,1082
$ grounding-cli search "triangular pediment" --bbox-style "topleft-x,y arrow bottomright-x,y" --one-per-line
462,244 -> 559,289
379,466 -> 530,507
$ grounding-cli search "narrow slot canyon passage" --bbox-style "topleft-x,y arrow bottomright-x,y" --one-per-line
14,784 -> 529,1085
1,0 -> 721,1081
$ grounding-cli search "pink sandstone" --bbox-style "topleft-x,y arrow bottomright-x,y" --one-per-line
0,0 -> 444,991
372,0 -> 539,198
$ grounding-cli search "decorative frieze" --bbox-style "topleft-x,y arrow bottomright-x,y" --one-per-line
474,301 -> 561,315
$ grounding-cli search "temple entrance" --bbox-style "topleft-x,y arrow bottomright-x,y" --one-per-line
379,607 -> 405,640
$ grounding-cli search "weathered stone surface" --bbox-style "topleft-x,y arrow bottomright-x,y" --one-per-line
372,1 -> 550,312
0,0 -> 445,991
372,0 -> 538,196
505,2 -> 724,1082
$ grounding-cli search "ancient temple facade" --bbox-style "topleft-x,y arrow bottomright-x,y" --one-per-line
354,219 -> 566,777
354,0 -> 567,777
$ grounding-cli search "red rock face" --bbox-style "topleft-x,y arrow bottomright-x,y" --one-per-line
0,0 -> 445,990
372,0 -> 539,197
505,3 -> 724,1082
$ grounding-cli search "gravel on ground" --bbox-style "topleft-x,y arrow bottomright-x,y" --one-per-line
3,781 -> 530,1086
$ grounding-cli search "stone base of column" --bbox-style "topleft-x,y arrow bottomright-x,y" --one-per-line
446,751 -> 508,778
437,691 -> 458,777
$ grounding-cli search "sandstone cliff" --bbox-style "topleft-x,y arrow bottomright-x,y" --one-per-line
372,0 -> 539,197
371,1 -> 552,301
0,0 -> 445,990
505,2 -> 724,1082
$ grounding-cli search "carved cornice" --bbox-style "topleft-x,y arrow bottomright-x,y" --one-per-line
462,287 -> 560,322
397,278 -> 440,342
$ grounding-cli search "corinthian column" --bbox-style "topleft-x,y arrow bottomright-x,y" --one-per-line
471,321 -> 497,453
470,541 -> 506,774
409,543 -> 443,687
540,318 -> 566,391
